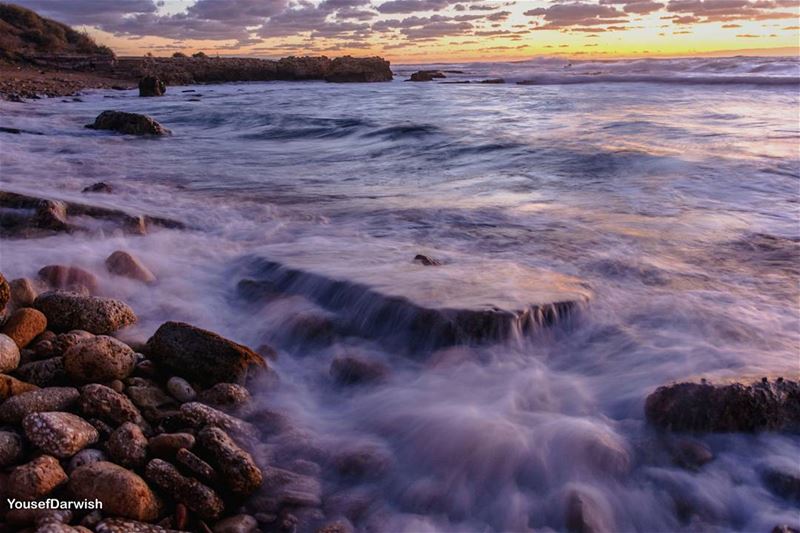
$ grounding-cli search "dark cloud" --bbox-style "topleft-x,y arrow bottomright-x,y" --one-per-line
665,0 -> 799,22
14,0 -> 157,25
600,0 -> 665,14
525,2 -> 629,30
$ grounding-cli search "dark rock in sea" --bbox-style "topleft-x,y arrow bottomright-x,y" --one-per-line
33,199 -> 71,232
0,373 -> 38,399
409,70 -> 445,82
86,110 -> 170,136
773,526 -> 800,533
22,411 -> 99,458
325,56 -> 393,83
0,386 -> 79,423
145,458 -> 224,521
7,454 -> 67,500
2,307 -> 47,348
138,76 -> 166,97
64,335 -> 136,382
38,265 -> 98,293
69,461 -> 161,521
480,78 -> 506,84
82,182 -> 113,193
34,291 -> 137,335
250,465 -> 321,512
413,254 -> 441,266
147,321 -> 267,387
330,356 -> 389,386
106,250 -> 157,284
667,438 -> 714,470
197,426 -> 262,497
761,463 -> 800,502
79,383 -> 146,428
0,333 -> 21,372
108,422 -> 148,468
645,378 -> 800,432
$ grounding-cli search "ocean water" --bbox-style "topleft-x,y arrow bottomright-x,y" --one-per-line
1,55 -> 799,532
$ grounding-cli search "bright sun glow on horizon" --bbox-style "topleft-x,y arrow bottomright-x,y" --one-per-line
14,0 -> 800,62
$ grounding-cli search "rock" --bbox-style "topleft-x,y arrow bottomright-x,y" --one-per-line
324,56 -> 392,83
0,386 -> 80,423
565,488 -> 613,533
762,464 -> 800,502
52,330 -> 95,355
198,383 -> 250,411
0,272 -> 9,312
0,373 -> 38,399
82,182 -> 113,194
175,447 -> 217,483
126,384 -> 177,422
255,466 -> 321,511
64,336 -> 136,383
9,278 -> 39,308
68,461 -> 161,521
23,411 -> 99,458
15,357 -> 66,386
197,426 -> 262,497
409,70 -> 445,82
7,455 -> 67,500
147,322 -> 267,387
1,307 -> 47,348
413,254 -> 442,266
213,514 -> 258,533
330,356 -> 389,386
668,438 -> 714,469
105,251 -> 157,284
38,266 -> 98,293
67,448 -> 107,474
0,429 -> 24,467
86,110 -> 171,136
95,518 -> 173,532
479,78 -> 505,84
108,422 -> 148,468
166,376 -> 196,403
148,433 -> 195,458
138,76 -> 166,97
145,458 -> 223,521
34,291 -> 137,335
0,333 -> 20,372
5,508 -> 72,527
78,384 -> 145,427
179,402 -> 258,442
645,378 -> 800,432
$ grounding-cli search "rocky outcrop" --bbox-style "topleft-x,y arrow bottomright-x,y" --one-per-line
86,111 -> 170,136
146,321 -> 267,387
34,292 -> 137,335
324,56 -> 392,83
409,70 -> 445,82
645,379 -> 800,432
138,76 -> 166,97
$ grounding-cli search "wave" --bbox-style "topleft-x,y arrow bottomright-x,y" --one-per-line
516,74 -> 800,86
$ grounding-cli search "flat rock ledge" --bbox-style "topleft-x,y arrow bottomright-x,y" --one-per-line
645,378 -> 800,432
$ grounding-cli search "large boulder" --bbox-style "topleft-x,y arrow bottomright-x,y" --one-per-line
138,76 -> 166,97
22,411 -> 99,458
64,336 -> 137,383
85,111 -> 170,136
325,56 -> 392,83
645,378 -> 800,432
146,321 -> 267,387
34,291 -> 137,335
68,461 -> 161,521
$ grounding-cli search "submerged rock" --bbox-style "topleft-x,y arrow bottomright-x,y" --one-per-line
68,461 -> 161,521
147,321 -> 267,387
86,111 -> 170,136
34,291 -> 137,335
413,254 -> 442,266
22,411 -> 99,458
105,251 -> 157,284
198,382 -> 251,410
138,76 -> 166,97
38,265 -> 98,293
213,514 -> 259,533
1,307 -> 47,348
82,182 -> 113,194
330,356 -> 389,386
645,378 -> 800,432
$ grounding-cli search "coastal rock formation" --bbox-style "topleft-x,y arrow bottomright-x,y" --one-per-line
34,292 -> 137,335
146,321 -> 267,387
409,70 -> 445,82
325,56 -> 393,83
330,356 -> 389,386
86,111 -> 170,136
645,378 -> 800,432
138,76 -> 166,97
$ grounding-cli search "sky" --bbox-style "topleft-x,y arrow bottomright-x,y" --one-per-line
14,0 -> 800,62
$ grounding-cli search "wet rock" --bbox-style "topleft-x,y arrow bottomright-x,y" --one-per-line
9,278 -> 39,308
179,402 -> 258,443
86,110 -> 171,136
2,308 -> 47,349
145,458 -> 223,521
0,373 -> 38,399
34,291 -> 137,335
147,321 -> 267,387
197,426 -> 262,497
645,378 -> 800,432
175,447 -> 217,483
108,422 -> 148,468
565,488 -> 613,533
413,254 -> 441,266
0,386 -> 80,423
148,432 -> 196,458
64,336 -> 136,383
253,466 -> 321,511
324,56 -> 392,83
38,266 -> 98,293
0,333 -> 20,372
198,383 -> 251,411
761,464 -> 800,502
7,455 -> 67,500
331,443 -> 393,480
166,376 -> 196,403
668,438 -> 714,469
409,70 -> 445,82
23,411 -> 99,458
68,461 -> 161,521
15,357 -> 66,386
34,200 -> 71,232
0,272 -> 8,312
82,182 -> 113,194
213,514 -> 258,533
480,78 -> 506,84
67,448 -> 107,474
0,429 -> 24,467
138,76 -> 166,97
330,356 -> 389,386
105,251 -> 157,284
78,383 -> 145,427
95,518 -> 173,532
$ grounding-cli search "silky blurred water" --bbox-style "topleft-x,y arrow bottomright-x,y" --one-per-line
1,56 -> 799,532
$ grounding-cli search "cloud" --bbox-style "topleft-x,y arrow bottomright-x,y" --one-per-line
525,2 -> 629,30
14,0 -> 157,26
600,0 -> 665,14
665,0 -> 800,22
